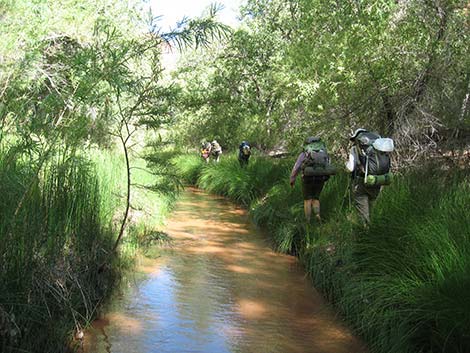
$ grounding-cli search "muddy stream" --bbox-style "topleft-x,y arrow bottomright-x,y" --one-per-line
84,188 -> 365,353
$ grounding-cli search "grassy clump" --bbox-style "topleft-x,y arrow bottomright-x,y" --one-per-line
195,153 -> 291,206
173,153 -> 470,353
337,171 -> 470,353
0,146 -> 176,353
0,149 -> 117,352
171,153 -> 206,185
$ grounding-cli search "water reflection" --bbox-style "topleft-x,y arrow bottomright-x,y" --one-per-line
84,188 -> 366,353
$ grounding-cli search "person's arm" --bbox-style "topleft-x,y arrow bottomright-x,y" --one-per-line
290,153 -> 305,186
345,147 -> 357,172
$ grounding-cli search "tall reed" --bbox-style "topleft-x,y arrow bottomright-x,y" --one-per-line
0,148 -> 116,352
0,145 -> 176,352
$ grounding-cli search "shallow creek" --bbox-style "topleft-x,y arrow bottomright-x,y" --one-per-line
83,188 -> 365,353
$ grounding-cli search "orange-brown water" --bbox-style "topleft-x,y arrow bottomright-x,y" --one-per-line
83,188 -> 366,353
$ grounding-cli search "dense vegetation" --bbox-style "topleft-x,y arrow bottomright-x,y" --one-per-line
173,154 -> 470,353
1,0 -> 469,352
172,0 -> 470,157
0,1 -> 225,351
168,6 -> 470,350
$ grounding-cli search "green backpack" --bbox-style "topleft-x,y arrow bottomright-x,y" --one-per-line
301,138 -> 336,177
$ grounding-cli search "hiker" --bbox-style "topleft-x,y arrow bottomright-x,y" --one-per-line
201,141 -> 212,163
211,140 -> 222,163
346,128 -> 394,223
290,136 -> 336,223
238,141 -> 251,167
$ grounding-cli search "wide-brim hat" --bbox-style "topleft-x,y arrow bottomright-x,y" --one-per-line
349,128 -> 368,141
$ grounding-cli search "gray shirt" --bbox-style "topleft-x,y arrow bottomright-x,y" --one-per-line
290,152 -> 307,184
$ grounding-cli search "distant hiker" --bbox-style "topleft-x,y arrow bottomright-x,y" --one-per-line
290,136 -> 336,223
201,141 -> 212,163
238,141 -> 251,167
211,140 -> 222,163
346,128 -> 394,223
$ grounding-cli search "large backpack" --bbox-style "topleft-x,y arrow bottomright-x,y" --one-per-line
355,132 -> 394,186
301,138 -> 336,177
240,141 -> 251,156
211,141 -> 221,153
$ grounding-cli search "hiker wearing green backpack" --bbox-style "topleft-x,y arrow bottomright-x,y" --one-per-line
290,136 -> 336,223
346,128 -> 394,223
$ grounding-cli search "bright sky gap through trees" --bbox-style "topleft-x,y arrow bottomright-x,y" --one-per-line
148,0 -> 243,30
147,0 -> 244,69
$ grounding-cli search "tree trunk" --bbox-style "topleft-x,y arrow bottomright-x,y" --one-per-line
460,73 -> 470,122
406,2 -> 449,117
112,131 -> 131,252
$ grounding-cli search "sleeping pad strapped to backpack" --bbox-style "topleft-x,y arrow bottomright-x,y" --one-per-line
301,138 -> 336,177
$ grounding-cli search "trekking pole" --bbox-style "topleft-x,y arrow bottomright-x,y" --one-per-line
347,177 -> 350,208
340,176 -> 351,210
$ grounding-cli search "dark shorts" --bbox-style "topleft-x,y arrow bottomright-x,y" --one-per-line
302,176 -> 325,200
238,152 -> 249,161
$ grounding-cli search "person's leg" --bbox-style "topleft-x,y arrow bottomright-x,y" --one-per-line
311,178 -> 325,222
364,186 -> 381,220
302,177 -> 314,223
353,183 -> 370,223
312,199 -> 321,222
304,199 -> 313,223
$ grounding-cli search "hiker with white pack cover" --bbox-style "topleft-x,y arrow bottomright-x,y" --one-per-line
211,140 -> 222,163
346,128 -> 394,223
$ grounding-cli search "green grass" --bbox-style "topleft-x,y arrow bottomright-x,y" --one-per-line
175,152 -> 292,206
171,153 -> 206,185
173,153 -> 470,353
0,146 -> 176,353
91,148 -> 177,255
0,148 -> 117,352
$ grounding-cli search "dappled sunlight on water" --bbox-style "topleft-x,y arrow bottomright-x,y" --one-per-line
84,188 -> 366,353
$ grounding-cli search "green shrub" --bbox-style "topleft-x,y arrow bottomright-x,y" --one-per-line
305,170 -> 470,353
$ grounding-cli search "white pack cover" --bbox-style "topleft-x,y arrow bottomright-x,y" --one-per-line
373,138 -> 394,152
